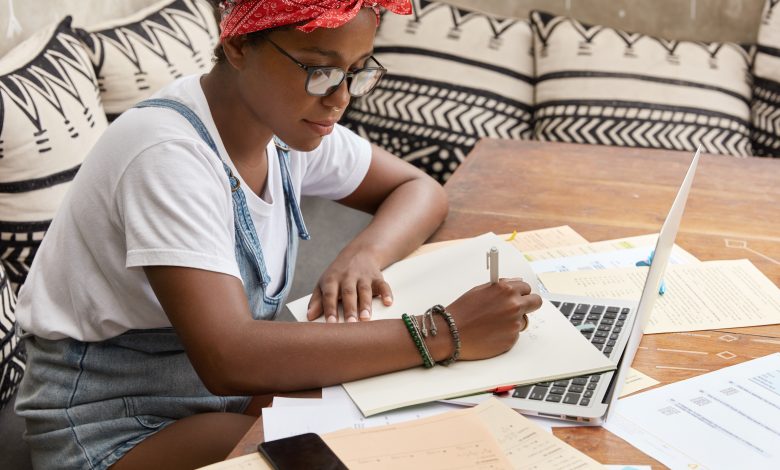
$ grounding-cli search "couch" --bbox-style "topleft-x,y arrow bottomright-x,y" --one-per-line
1,1 -> 778,468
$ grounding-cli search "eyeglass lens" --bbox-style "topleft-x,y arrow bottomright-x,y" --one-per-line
306,68 -> 384,97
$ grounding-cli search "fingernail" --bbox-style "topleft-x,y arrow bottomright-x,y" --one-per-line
383,296 -> 392,305
359,309 -> 370,320
326,315 -> 337,323
347,316 -> 358,323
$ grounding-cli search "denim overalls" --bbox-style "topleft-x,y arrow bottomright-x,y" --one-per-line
16,99 -> 309,470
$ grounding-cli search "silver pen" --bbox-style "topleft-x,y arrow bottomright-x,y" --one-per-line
486,246 -> 499,284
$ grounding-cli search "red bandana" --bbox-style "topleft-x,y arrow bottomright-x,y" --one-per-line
219,0 -> 413,39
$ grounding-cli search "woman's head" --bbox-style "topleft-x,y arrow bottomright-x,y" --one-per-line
210,0 -> 411,151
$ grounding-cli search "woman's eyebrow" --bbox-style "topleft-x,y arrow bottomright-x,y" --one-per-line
299,46 -> 374,62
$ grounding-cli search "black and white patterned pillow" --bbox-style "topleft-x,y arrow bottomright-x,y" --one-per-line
81,0 -> 219,120
752,0 -> 780,157
531,11 -> 753,157
0,256 -> 23,409
342,0 -> 534,182
0,17 -> 107,292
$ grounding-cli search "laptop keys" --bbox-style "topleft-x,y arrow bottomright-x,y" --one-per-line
560,302 -> 576,316
512,385 -> 533,398
563,393 -> 580,405
574,304 -> 590,315
529,388 -> 547,400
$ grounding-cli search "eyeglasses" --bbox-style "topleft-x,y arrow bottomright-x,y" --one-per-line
263,36 -> 386,97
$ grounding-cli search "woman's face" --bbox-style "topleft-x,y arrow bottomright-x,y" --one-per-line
235,8 -> 378,151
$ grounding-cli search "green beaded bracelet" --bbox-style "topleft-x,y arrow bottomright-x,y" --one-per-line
401,313 -> 434,368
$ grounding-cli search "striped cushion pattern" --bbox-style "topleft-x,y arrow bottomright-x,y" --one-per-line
752,0 -> 780,157
0,262 -> 22,409
342,0 -> 534,182
81,0 -> 219,119
0,17 -> 107,291
531,11 -> 753,157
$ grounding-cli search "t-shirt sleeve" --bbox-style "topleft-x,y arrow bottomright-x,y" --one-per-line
298,124 -> 372,200
116,139 -> 240,278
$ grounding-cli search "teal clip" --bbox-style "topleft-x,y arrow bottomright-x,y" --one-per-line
636,250 -> 666,295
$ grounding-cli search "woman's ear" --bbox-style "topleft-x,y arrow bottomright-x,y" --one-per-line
221,35 -> 249,71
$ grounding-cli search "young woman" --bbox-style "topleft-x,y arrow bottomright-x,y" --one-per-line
15,1 -> 542,469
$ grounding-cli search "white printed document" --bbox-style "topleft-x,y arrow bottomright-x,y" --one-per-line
287,233 -> 615,416
538,259 -> 780,333
604,353 -> 780,470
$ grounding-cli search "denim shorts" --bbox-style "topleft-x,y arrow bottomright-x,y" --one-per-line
15,329 -> 249,470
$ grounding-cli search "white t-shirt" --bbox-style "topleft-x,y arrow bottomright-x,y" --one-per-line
16,75 -> 371,341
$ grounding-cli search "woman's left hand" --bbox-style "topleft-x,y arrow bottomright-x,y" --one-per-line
306,250 -> 393,323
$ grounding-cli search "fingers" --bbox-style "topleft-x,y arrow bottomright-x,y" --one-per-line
374,278 -> 393,307
319,278 -> 340,323
497,277 -> 532,296
341,282 -> 359,323
306,288 -> 324,321
357,279 -> 373,321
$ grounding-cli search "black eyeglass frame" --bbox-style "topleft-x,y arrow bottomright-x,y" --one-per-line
263,36 -> 386,97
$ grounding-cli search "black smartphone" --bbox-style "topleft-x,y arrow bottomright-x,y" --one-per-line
257,433 -> 348,470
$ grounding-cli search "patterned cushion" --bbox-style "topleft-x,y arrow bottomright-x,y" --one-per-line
0,254 -> 23,409
81,0 -> 219,119
531,11 -> 753,157
752,0 -> 780,157
342,0 -> 534,182
0,17 -> 107,292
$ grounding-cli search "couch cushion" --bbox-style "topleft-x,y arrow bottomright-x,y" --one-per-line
0,17 -> 108,291
531,11 -> 753,157
0,262 -> 23,410
341,0 -> 534,182
752,0 -> 780,157
80,0 -> 219,119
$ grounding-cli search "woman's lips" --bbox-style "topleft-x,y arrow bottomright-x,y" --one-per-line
303,119 -> 337,136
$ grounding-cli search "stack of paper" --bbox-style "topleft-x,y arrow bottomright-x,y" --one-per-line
323,398 -> 605,470
539,259 -> 780,333
200,399 -> 605,470
604,353 -> 780,469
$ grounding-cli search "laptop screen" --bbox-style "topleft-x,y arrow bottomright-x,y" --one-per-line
602,146 -> 702,421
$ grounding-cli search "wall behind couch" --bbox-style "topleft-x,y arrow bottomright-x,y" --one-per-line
1,0 -> 165,55
447,0 -> 763,43
0,0 -> 764,55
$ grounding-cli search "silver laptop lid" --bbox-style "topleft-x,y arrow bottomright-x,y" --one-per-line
602,146 -> 702,422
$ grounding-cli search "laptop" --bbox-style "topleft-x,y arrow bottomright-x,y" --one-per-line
452,146 -> 701,425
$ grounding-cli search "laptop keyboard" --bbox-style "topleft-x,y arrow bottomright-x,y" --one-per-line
510,301 -> 630,408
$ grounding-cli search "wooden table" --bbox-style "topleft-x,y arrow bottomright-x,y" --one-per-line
229,140 -> 780,467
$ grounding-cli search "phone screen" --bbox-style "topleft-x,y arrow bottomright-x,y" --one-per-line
258,433 -> 347,470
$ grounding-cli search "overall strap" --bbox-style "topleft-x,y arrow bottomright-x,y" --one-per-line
273,136 -> 310,240
134,99 -> 240,192
135,99 -> 309,240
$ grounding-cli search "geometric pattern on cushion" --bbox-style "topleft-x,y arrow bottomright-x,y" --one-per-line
0,17 -> 108,292
0,261 -> 23,410
81,0 -> 219,119
342,0 -> 534,182
752,0 -> 780,157
531,11 -> 753,157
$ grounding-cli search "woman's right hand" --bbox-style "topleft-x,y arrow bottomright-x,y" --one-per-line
444,278 -> 543,361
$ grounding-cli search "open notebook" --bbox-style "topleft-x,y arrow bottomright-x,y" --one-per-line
287,232 -> 614,416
